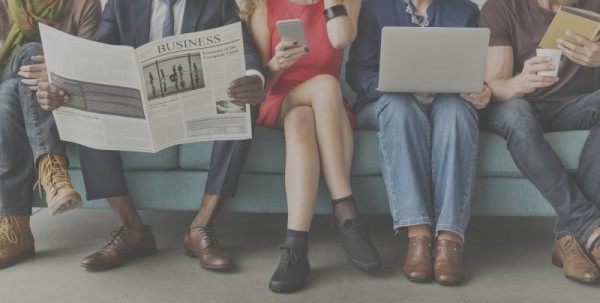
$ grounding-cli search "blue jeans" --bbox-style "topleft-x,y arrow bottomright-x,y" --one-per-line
356,93 -> 479,240
481,91 -> 600,246
0,42 -> 67,216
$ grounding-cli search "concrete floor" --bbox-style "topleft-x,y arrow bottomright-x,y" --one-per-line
2,210 -> 599,303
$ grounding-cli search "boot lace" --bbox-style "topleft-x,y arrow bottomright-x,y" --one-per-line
565,237 -> 585,256
35,155 -> 72,197
343,219 -> 367,239
192,224 -> 220,248
0,217 -> 20,245
279,247 -> 299,272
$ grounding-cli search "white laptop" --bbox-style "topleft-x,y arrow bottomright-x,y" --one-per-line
378,27 -> 490,93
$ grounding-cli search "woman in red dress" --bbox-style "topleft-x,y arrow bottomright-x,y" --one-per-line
240,0 -> 380,293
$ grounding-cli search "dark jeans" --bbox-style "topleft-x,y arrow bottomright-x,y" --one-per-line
0,42 -> 67,216
79,107 -> 259,201
481,90 -> 600,245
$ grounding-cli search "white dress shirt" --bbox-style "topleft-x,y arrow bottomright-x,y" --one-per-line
148,0 -> 264,86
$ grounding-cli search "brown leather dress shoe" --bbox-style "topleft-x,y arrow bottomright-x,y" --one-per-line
81,225 -> 156,271
552,236 -> 600,284
183,223 -> 233,270
434,239 -> 464,286
403,236 -> 433,283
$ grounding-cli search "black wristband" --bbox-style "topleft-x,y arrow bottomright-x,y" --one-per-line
324,4 -> 348,22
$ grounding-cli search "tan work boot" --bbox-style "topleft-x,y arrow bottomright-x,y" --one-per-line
37,154 -> 82,216
0,216 -> 35,269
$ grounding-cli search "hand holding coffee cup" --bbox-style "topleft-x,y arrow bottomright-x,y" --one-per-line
512,54 -> 560,96
536,48 -> 562,77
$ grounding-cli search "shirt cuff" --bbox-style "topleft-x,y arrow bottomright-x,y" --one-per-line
246,69 -> 266,88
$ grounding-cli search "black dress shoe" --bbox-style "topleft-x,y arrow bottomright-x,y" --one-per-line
332,218 -> 381,272
269,247 -> 310,293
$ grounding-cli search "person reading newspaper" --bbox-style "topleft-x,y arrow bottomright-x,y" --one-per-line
0,0 -> 101,269
36,0 -> 265,271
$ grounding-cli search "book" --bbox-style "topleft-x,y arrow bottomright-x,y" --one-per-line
539,6 -> 600,49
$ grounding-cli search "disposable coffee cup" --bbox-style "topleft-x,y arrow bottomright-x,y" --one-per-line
536,48 -> 562,77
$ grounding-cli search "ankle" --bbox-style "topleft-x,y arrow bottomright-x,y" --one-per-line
407,225 -> 432,239
284,229 -> 309,252
332,195 -> 358,223
437,231 -> 463,244
586,228 -> 600,252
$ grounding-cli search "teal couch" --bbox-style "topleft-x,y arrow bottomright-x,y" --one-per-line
32,58 -> 599,218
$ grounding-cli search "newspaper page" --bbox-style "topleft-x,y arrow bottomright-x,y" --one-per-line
39,22 -> 251,153
40,23 -> 152,152
135,22 -> 252,151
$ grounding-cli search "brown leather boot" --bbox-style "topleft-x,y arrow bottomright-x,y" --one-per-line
552,236 -> 600,283
403,236 -> 433,283
37,154 -> 82,216
0,216 -> 35,269
183,223 -> 233,270
81,225 -> 156,271
434,239 -> 464,286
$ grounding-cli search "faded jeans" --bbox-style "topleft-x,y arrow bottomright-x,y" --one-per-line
356,93 -> 479,240
481,90 -> 600,246
0,42 -> 66,216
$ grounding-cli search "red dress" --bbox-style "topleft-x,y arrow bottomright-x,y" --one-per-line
257,0 -> 356,129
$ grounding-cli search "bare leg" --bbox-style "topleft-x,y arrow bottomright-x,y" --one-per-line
279,106 -> 320,232
408,224 -> 433,239
190,193 -> 224,227
107,195 -> 145,231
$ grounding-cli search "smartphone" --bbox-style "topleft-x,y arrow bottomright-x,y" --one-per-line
276,19 -> 308,48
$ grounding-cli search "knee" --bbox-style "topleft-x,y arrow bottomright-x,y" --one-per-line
432,94 -> 478,124
489,99 -> 539,135
284,107 -> 317,143
377,93 -> 428,126
309,74 -> 343,106
13,43 -> 44,66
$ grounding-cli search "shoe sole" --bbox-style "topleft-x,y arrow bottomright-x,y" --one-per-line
49,194 -> 83,216
81,249 -> 157,271
183,247 -> 234,271
436,277 -> 464,287
330,221 -> 382,272
551,254 -> 600,284
403,272 -> 433,283
0,248 -> 35,269
269,280 -> 307,293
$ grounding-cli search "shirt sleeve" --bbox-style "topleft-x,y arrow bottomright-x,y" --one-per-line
76,0 -> 103,39
480,0 -> 513,47
345,2 -> 383,103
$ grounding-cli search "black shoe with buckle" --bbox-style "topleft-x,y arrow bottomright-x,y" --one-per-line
269,247 -> 310,293
332,218 -> 381,272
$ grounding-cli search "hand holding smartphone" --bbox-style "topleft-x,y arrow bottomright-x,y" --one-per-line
276,19 -> 309,48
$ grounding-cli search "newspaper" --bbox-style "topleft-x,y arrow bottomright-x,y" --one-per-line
39,22 -> 252,153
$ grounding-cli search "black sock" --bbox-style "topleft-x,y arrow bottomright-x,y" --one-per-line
284,229 -> 309,253
332,195 -> 359,223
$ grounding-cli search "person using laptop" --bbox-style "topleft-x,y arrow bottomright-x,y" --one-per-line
347,0 -> 490,286
481,0 -> 600,284
239,0 -> 380,293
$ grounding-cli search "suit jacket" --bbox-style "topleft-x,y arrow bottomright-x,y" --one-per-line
94,0 -> 263,74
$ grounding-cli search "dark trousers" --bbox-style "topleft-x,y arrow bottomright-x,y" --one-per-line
79,107 -> 258,201
481,90 -> 600,245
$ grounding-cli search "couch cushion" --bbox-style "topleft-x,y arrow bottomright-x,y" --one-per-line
477,131 -> 587,177
179,128 -> 589,177
67,144 -> 179,170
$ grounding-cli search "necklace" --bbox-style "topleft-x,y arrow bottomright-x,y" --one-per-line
403,0 -> 430,27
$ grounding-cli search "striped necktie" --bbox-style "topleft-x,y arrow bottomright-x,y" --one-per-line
162,0 -> 179,37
